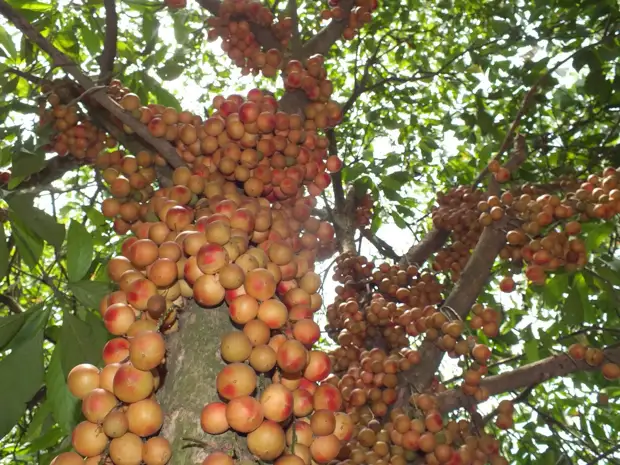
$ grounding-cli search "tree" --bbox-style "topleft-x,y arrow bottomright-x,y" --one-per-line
0,0 -> 619,464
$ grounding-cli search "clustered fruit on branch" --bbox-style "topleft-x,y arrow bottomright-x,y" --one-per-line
46,69 -> 351,464
431,161 -> 619,287
321,0 -> 378,41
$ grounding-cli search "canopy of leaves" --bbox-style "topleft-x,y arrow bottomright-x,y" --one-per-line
0,0 -> 619,463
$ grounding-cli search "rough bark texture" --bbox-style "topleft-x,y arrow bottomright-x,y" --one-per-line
399,228 -> 450,268
157,301 -> 245,465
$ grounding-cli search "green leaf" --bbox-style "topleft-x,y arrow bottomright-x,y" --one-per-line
81,26 -> 101,56
59,312 -> 108,375
0,25 -> 17,58
10,148 -> 46,179
8,303 -> 51,349
172,10 -> 191,44
158,61 -> 185,81
66,220 -> 94,282
22,399 -> 52,443
524,338 -> 539,362
7,193 -> 65,248
562,285 -> 584,327
25,425 -> 64,452
46,344 -> 80,433
0,224 -> 8,280
0,328 -> 44,439
0,311 -> 27,351
9,213 -> 43,269
68,280 -> 113,309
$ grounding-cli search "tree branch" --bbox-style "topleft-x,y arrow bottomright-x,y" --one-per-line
300,0 -> 355,59
437,345 -> 620,414
6,67 -> 49,85
287,0 -> 301,56
399,227 -> 450,268
98,0 -> 118,82
0,293 -> 25,314
400,220 -> 509,392
361,229 -> 399,261
196,0 -> 283,52
0,0 -> 184,169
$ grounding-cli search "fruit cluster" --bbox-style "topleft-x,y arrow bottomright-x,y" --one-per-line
320,0 -> 378,41
355,193 -> 373,228
317,252 -> 512,465
45,66 -> 348,463
39,93 -> 115,161
430,163 -> 620,286
207,0 -> 292,77
568,343 -> 620,381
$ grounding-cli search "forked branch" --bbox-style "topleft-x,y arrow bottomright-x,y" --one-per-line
0,0 -> 184,169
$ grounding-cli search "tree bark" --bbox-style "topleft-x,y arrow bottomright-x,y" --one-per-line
157,301 -> 249,465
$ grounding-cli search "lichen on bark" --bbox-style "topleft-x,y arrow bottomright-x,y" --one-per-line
157,301 -> 249,465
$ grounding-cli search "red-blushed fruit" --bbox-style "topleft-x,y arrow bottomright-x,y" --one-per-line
286,420 -> 314,447
142,437 -> 172,465
127,278 -> 158,310
602,362 -> 620,380
275,455 -> 306,465
258,298 -> 288,329
216,362 -> 257,400
100,363 -> 122,392
568,343 -> 586,360
104,303 -> 136,335
309,434 -> 341,463
293,319 -> 320,346
126,397 -> 164,437
247,420 -> 286,461
81,388 -> 118,423
103,337 -> 131,365
260,383 -> 294,422
292,387 -> 314,417
113,362 -> 154,403
67,363 -> 100,399
72,421 -> 109,457
109,432 -> 143,465
50,452 -> 83,465
194,274 -> 226,307
303,351 -> 331,382
202,451 -> 234,465
201,402 -> 230,434
225,395 -> 264,433
313,383 -> 343,412
228,294 -> 259,324
277,339 -> 309,373
129,330 -> 166,370
499,276 -> 515,293
245,268 -> 277,300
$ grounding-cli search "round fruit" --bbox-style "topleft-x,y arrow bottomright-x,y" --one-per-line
129,330 -> 166,371
67,364 -> 100,399
142,437 -> 172,465
216,362 -> 257,400
109,432 -> 143,465
226,396 -> 264,433
247,420 -> 286,461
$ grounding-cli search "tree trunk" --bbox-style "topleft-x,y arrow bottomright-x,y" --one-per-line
157,301 -> 248,465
